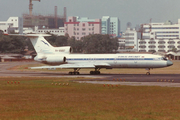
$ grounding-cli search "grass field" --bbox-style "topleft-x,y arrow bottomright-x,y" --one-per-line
1,77 -> 180,120
1,61 -> 180,119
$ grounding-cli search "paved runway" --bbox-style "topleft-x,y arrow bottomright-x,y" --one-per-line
1,61 -> 180,87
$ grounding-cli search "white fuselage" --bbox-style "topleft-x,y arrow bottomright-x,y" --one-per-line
65,54 -> 168,68
38,53 -> 170,69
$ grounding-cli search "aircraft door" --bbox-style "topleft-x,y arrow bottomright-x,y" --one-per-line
134,57 -> 138,66
114,56 -> 117,64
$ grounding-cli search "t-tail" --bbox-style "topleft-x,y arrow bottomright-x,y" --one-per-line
6,34 -> 71,65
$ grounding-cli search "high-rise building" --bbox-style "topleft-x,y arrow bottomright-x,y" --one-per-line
101,16 -> 110,34
110,17 -> 120,37
101,16 -> 120,37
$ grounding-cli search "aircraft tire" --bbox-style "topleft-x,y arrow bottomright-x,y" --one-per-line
90,71 -> 100,75
75,72 -> 80,75
146,72 -> 150,75
90,71 -> 94,75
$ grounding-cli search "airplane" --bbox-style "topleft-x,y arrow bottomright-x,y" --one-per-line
6,34 -> 173,75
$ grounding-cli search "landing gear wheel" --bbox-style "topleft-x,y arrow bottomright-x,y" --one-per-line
90,71 -> 100,75
69,72 -> 80,75
146,72 -> 150,75
90,71 -> 94,75
69,68 -> 81,75
75,72 -> 80,75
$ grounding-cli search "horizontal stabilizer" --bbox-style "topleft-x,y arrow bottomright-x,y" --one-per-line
4,33 -> 51,38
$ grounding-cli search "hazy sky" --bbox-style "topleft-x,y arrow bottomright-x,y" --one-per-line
0,0 -> 180,31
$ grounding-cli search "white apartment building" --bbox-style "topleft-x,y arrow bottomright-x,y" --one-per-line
0,17 -> 23,34
139,20 -> 180,52
124,28 -> 141,50
118,38 -> 125,49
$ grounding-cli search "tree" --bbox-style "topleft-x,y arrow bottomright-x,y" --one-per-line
81,34 -> 118,53
55,36 -> 68,46
0,35 -> 32,53
45,34 -> 57,46
45,34 -> 68,47
0,34 -> 119,54
67,36 -> 83,53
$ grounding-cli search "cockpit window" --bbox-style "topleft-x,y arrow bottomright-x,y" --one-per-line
161,57 -> 167,61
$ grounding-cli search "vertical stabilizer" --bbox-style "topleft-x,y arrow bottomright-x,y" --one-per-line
29,36 -> 54,54
10,34 -> 54,54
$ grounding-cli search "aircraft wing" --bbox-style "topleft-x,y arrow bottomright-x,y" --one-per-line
30,62 -> 111,69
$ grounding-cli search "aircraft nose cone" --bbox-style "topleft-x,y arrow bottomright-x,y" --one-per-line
167,60 -> 173,66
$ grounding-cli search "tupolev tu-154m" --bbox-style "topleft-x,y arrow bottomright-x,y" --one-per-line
6,34 -> 173,75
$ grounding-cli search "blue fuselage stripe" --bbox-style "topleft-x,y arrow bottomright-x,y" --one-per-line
66,58 -> 154,61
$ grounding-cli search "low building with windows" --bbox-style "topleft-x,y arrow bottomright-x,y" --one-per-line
64,16 -> 101,40
35,26 -> 65,36
166,52 -> 180,60
0,17 -> 23,34
22,26 -> 65,36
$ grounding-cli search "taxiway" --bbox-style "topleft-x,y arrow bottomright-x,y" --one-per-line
0,61 -> 180,87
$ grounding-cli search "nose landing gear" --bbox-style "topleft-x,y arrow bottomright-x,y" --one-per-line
146,68 -> 151,75
146,72 -> 150,75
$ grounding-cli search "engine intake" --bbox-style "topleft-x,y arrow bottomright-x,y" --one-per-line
44,55 -> 66,65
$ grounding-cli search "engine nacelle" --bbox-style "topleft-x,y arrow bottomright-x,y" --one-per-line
44,55 -> 66,65
54,46 -> 72,54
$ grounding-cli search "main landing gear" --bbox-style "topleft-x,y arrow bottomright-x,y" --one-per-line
90,68 -> 101,75
146,68 -> 151,75
69,68 -> 80,75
